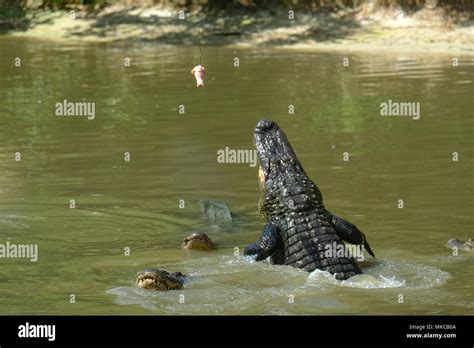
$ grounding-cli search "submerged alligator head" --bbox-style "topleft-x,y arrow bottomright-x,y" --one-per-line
246,119 -> 374,280
136,269 -> 185,290
447,238 -> 472,251
182,232 -> 215,250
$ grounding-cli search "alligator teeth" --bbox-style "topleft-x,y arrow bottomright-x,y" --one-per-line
140,278 -> 155,286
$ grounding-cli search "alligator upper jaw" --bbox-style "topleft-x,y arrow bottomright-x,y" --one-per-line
253,119 -> 305,182
254,119 -> 276,177
182,233 -> 215,250
136,270 -> 182,291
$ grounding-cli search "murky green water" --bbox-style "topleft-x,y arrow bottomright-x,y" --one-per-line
0,37 -> 472,315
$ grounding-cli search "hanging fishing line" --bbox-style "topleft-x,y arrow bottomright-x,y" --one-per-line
191,25 -> 206,87
198,25 -> 203,65
190,23 -> 205,88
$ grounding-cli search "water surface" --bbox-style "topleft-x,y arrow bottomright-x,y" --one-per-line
0,38 -> 472,314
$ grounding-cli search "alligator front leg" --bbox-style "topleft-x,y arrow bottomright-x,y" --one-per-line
244,223 -> 284,264
331,214 -> 375,258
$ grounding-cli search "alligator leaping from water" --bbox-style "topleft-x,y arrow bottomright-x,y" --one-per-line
244,119 -> 375,280
135,120 -> 375,290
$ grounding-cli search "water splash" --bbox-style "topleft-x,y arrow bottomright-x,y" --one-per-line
306,269 -> 406,289
304,257 -> 450,289
106,255 -> 451,314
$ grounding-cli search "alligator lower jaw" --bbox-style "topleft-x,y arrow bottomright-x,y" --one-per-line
183,241 -> 213,250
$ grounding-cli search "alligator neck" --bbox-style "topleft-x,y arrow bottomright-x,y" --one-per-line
260,174 -> 325,224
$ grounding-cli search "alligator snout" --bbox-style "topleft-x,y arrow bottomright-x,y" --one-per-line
255,119 -> 275,133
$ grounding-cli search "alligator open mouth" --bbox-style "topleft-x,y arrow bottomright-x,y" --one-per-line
136,269 -> 184,291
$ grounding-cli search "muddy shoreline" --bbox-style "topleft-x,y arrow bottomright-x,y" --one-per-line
1,5 -> 473,55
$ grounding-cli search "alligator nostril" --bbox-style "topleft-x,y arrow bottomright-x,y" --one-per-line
255,119 -> 274,132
